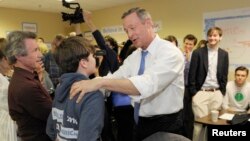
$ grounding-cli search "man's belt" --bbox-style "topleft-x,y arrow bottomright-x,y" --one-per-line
201,88 -> 220,92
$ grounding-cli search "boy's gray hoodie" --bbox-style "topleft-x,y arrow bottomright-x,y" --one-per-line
46,73 -> 104,141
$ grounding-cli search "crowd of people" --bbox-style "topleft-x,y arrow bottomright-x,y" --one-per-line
0,7 -> 250,141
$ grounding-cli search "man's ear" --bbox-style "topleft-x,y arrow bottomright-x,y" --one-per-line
79,59 -> 88,69
145,18 -> 154,27
15,55 -> 22,61
219,36 -> 223,41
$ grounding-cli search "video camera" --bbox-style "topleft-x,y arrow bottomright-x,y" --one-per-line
95,50 -> 106,57
94,50 -> 106,68
61,0 -> 84,24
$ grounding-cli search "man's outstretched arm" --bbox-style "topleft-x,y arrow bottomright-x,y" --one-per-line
70,78 -> 140,103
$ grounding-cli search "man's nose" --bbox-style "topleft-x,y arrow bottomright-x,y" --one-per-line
127,31 -> 133,39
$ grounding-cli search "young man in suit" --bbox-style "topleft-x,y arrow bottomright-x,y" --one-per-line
188,27 -> 229,141
182,34 -> 197,140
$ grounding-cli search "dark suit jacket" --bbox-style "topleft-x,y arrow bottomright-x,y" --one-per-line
188,46 -> 229,97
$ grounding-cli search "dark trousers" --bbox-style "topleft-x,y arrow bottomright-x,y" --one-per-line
135,109 -> 183,141
113,105 -> 134,141
182,87 -> 194,140
20,133 -> 52,141
101,102 -> 116,141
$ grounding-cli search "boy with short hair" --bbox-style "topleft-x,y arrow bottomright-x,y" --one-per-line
46,36 -> 104,141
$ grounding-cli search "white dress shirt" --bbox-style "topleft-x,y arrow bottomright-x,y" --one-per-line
108,35 -> 184,117
202,47 -> 219,89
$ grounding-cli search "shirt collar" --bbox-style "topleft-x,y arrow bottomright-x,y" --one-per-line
207,45 -> 219,52
14,67 -> 37,80
139,34 -> 160,55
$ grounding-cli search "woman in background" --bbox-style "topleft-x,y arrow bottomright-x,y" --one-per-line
0,47 -> 18,141
105,35 -> 119,55
164,35 -> 179,47
196,39 -> 207,49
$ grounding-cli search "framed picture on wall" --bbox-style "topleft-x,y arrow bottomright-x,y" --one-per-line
22,22 -> 37,33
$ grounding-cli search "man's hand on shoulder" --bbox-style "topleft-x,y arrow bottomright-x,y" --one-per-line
70,77 -> 103,103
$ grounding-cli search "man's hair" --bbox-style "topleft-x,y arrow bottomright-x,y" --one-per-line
0,38 -> 7,53
52,34 -> 65,48
0,49 -> 6,60
5,31 -> 37,65
183,34 -> 198,46
55,34 -> 65,41
54,36 -> 95,73
207,27 -> 223,37
121,7 -> 152,22
235,66 -> 249,76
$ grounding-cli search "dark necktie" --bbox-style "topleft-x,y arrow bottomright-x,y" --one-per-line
134,50 -> 148,124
